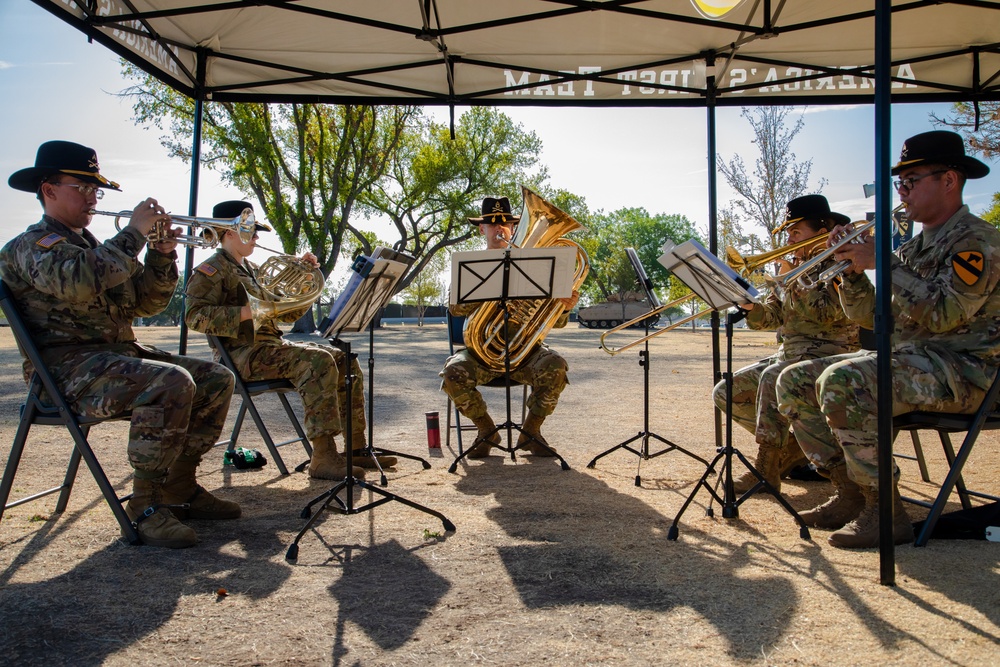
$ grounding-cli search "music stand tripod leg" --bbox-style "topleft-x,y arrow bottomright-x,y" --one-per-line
287,339 -> 455,561
587,327 -> 709,485
668,310 -> 810,541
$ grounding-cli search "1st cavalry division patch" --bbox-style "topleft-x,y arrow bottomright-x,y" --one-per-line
952,251 -> 985,286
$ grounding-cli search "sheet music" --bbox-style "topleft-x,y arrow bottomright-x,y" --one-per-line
450,247 -> 576,304
658,240 -> 759,309
322,255 -> 409,335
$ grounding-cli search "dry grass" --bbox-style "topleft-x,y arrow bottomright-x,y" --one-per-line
0,324 -> 998,666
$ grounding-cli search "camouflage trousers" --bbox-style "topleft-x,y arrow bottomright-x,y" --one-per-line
776,350 -> 989,489
712,355 -> 795,449
234,339 -> 366,443
440,345 -> 568,420
50,346 -> 235,478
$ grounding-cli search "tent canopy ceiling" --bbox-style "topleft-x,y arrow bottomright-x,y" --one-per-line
36,0 -> 1000,106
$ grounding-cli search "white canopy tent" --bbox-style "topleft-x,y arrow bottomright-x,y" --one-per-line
29,0 -> 1000,582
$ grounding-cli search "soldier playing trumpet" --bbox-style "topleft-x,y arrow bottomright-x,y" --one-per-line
0,141 -> 238,549
714,194 -> 861,494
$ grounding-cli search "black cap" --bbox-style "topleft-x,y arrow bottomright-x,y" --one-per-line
772,194 -> 850,237
891,130 -> 989,179
9,140 -> 122,193
468,196 -> 521,226
212,200 -> 271,231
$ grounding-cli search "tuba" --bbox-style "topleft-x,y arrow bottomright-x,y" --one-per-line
463,187 -> 590,373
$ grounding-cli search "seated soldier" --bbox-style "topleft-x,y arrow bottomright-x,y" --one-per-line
185,200 -> 395,481
713,195 -> 861,494
440,196 -> 579,458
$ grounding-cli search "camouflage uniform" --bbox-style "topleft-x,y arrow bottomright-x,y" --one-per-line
712,247 -> 860,448
0,216 -> 235,478
777,206 -> 1000,488
440,301 -> 569,420
185,248 -> 365,442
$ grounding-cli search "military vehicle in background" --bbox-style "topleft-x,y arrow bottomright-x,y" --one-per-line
577,292 -> 660,329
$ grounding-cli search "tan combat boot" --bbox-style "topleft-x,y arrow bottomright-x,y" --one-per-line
798,462 -> 865,529
828,478 -> 915,549
732,443 -> 783,494
308,434 -> 365,480
162,455 -> 241,520
468,415 -> 501,458
517,412 -> 557,456
348,430 -> 398,469
125,475 -> 198,549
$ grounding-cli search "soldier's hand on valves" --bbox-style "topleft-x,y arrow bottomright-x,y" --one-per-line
831,225 -> 874,274
151,222 -> 180,254
559,289 -> 580,311
127,198 -> 166,238
300,252 -> 320,268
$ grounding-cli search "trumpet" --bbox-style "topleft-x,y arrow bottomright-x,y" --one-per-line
90,207 -> 256,248
774,203 -> 904,289
599,293 -> 714,355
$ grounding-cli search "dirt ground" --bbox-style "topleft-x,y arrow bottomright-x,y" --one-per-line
0,323 -> 997,667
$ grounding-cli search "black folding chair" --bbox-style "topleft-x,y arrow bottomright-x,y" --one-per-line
207,335 -> 312,475
443,313 -> 527,455
893,369 -> 1000,546
0,281 -> 139,544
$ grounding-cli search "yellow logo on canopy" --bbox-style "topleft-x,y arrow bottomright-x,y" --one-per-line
691,0 -> 745,19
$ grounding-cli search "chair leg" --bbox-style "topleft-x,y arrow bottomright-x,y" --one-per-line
0,408 -> 35,523
243,396 -> 290,475
55,432 -> 85,513
910,431 -> 932,483
938,432 -> 973,511
228,401 -> 249,450
277,392 -> 312,457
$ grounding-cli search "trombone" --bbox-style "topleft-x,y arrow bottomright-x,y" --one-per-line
774,203 -> 904,290
599,293 -> 713,356
89,207 -> 257,249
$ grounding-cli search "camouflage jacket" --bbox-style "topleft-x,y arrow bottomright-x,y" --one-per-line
746,247 -> 859,361
840,205 -> 1000,391
0,215 -> 177,375
185,249 -> 308,362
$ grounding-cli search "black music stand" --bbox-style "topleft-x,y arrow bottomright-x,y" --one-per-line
656,241 -> 810,540
446,246 -> 576,473
587,248 -> 709,485
330,248 -> 431,486
286,254 -> 453,561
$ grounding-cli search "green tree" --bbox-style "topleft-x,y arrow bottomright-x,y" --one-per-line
397,253 -> 447,326
360,107 -> 546,292
932,101 -> 1000,160
719,107 -> 826,254
578,207 -> 700,309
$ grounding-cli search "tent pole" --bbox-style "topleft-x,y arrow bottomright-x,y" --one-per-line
706,56 -> 722,451
874,0 -> 896,586
178,50 -> 207,356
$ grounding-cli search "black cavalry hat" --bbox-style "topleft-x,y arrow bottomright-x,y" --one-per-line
468,196 -> 521,226
891,130 -> 990,179
772,194 -> 850,237
212,200 -> 272,232
9,140 -> 122,193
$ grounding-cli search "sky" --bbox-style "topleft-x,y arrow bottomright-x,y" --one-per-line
2,1 -> 1000,260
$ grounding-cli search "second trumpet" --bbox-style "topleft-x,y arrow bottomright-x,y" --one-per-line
90,207 -> 257,248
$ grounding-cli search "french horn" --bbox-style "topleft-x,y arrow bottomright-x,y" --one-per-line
463,187 -> 590,373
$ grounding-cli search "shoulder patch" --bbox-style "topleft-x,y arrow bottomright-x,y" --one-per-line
196,263 -> 218,277
952,251 -> 985,286
35,233 -> 66,249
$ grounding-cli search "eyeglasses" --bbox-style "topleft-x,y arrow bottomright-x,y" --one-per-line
893,170 -> 948,192
53,183 -> 105,199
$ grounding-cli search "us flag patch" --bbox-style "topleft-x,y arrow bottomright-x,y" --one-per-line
952,251 -> 985,286
196,263 -> 218,277
35,233 -> 66,249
